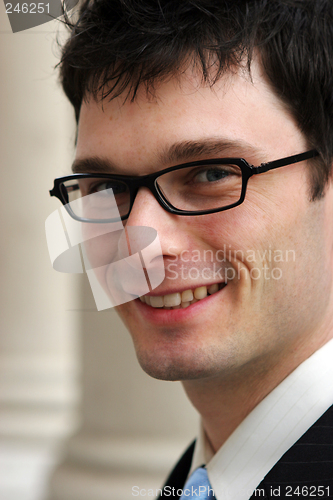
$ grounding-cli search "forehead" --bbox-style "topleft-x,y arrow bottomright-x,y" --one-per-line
76,60 -> 306,171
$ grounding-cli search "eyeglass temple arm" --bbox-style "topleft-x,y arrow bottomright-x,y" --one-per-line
251,149 -> 319,174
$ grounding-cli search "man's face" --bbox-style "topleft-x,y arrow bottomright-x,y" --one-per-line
76,60 -> 333,383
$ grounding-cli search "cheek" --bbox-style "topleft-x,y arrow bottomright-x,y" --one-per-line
81,222 -> 127,268
185,184 -> 314,292
82,233 -> 116,269
80,229 -> 125,303
81,226 -> 155,304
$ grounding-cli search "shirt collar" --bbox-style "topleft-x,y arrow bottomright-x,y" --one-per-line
189,421 -> 214,475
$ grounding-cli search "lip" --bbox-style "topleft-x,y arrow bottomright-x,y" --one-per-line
134,283 -> 227,325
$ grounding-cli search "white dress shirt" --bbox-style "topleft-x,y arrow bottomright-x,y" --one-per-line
189,338 -> 333,500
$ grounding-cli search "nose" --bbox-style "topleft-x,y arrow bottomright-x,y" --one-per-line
125,187 -> 185,258
126,186 -> 172,226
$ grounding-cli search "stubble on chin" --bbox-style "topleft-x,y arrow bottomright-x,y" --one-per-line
132,337 -> 235,382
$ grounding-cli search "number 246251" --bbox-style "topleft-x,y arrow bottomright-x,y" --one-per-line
6,3 -> 50,14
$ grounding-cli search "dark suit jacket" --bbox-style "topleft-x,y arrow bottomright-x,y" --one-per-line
159,405 -> 333,499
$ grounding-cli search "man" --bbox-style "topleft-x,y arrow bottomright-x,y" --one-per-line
52,0 -> 333,498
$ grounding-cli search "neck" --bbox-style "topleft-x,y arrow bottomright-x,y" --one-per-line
182,330 -> 333,453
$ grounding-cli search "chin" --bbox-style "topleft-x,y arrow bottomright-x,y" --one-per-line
134,344 -> 226,381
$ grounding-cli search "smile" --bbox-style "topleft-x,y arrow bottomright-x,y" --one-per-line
139,283 -> 226,310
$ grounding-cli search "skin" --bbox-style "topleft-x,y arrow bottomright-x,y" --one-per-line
75,59 -> 333,451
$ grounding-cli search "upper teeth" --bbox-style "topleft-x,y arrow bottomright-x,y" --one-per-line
139,283 -> 221,309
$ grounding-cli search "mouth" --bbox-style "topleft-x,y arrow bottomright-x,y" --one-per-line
139,282 -> 226,310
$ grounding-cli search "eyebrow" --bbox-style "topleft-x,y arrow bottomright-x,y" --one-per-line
72,138 -> 263,174
158,139 -> 262,165
72,157 -> 118,174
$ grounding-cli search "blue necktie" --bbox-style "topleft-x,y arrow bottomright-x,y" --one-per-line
179,467 -> 216,499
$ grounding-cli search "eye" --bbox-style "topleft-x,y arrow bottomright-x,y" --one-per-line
189,164 -> 242,185
86,181 -> 127,196
97,182 -> 124,194
193,167 -> 231,183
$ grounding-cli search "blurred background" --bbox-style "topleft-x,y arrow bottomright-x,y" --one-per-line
0,3 -> 198,499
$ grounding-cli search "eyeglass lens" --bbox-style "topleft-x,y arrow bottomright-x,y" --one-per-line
156,163 -> 242,211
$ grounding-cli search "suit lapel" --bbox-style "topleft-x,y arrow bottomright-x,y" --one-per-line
258,404 -> 333,497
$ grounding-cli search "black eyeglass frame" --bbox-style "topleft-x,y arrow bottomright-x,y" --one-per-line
49,149 -> 319,223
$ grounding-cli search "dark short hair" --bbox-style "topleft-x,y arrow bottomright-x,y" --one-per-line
59,0 -> 333,199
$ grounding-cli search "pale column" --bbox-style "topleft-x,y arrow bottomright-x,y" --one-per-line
0,5 -> 79,500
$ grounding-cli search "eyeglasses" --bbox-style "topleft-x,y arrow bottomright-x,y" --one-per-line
49,149 -> 319,223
